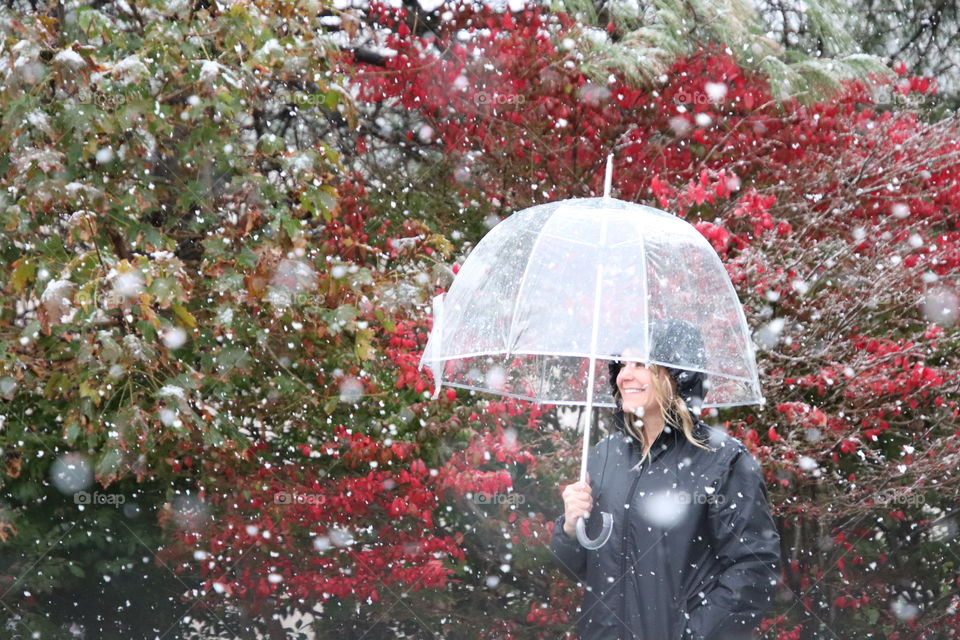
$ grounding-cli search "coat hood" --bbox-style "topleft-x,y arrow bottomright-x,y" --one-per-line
607,318 -> 708,426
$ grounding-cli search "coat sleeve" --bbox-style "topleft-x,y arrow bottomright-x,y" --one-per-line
683,448 -> 781,640
548,437 -> 609,583
549,512 -> 587,582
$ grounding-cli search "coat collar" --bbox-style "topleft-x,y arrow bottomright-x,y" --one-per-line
647,423 -> 681,463
613,409 -> 711,464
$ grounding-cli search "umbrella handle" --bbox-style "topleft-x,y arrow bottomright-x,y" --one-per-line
575,511 -> 614,549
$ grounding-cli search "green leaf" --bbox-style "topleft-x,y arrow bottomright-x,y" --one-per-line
333,305 -> 358,325
202,425 -> 225,448
11,258 -> 36,292
164,372 -> 200,392
75,6 -> 106,31
280,213 -> 303,240
374,309 -> 396,333
12,481 -> 42,502
44,372 -> 70,399
95,447 -> 122,485
138,319 -> 158,344
237,246 -> 259,268
324,89 -> 340,110
214,271 -> 245,294
215,346 -> 252,374
203,236 -> 228,259
64,420 -> 81,447
149,276 -> 180,306
300,187 -> 334,221
20,320 -> 41,342
274,374 -> 302,394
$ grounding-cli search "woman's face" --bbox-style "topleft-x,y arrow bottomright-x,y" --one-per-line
616,353 -> 669,418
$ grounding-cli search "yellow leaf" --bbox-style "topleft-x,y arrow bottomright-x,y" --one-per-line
427,234 -> 455,258
172,302 -> 197,329
323,395 -> 338,415
139,294 -> 161,329
355,328 -> 374,361
10,258 -> 35,293
79,381 -> 101,406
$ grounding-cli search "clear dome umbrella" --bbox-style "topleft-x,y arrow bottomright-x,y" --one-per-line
419,159 -> 763,549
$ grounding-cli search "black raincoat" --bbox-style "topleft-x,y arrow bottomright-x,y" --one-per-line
550,418 -> 781,640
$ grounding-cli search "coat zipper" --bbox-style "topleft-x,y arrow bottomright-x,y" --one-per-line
617,432 -> 677,638
619,467 -> 644,637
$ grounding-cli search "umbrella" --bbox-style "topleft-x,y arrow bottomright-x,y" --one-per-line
419,158 -> 763,549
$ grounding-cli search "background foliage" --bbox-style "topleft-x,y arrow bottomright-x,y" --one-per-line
1,0 -> 959,639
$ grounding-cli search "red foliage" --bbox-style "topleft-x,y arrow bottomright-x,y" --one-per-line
167,2 -> 960,636
354,21 -> 960,627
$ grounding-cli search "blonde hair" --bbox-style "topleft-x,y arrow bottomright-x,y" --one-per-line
614,363 -> 711,471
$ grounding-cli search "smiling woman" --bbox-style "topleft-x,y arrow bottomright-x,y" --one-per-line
551,320 -> 781,640
614,358 -> 705,470
613,321 -> 715,472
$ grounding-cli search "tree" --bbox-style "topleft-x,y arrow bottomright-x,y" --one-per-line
0,0 -> 362,636
2,0 -> 959,639
755,0 -> 960,106
348,4 -> 960,638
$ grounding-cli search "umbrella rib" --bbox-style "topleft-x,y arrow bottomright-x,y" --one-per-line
440,381 -> 619,406
419,293 -> 446,398
638,214 -> 651,362
606,238 -> 644,249
537,354 -> 547,402
702,232 -> 766,404
505,215 -> 553,353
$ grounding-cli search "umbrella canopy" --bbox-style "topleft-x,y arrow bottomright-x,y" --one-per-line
420,197 -> 763,409
420,190 -> 764,549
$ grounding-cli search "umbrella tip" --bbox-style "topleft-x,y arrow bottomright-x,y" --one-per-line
603,153 -> 614,200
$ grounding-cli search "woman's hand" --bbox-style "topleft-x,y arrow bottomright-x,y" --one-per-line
561,472 -> 592,538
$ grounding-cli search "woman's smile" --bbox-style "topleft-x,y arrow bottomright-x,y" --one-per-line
616,357 -> 659,414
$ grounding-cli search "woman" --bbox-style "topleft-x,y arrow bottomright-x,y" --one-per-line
550,320 -> 781,640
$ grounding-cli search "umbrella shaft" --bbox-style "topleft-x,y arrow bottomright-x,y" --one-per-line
579,388 -> 593,484
579,211 -> 609,484
580,251 -> 607,483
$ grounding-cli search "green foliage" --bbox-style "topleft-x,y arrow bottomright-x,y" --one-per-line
553,0 -> 894,101
0,0 -> 373,635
